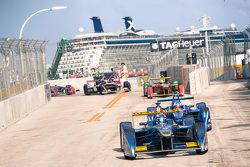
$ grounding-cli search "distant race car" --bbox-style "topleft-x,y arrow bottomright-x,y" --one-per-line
50,85 -> 76,96
83,72 -> 121,95
50,87 -> 59,97
119,95 -> 211,160
143,77 -> 183,99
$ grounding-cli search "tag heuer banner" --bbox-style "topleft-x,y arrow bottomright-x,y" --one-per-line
151,37 -> 206,51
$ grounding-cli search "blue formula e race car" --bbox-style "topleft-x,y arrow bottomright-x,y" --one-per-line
119,96 -> 211,160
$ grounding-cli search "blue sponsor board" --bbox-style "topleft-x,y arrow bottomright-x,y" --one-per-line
151,37 -> 206,51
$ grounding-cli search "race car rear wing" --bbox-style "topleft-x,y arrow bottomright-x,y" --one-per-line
157,96 -> 194,103
148,77 -> 171,81
132,108 -> 178,116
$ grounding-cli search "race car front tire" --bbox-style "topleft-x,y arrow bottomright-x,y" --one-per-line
119,122 -> 132,152
83,84 -> 90,95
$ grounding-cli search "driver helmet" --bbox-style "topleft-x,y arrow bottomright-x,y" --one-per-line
173,101 -> 181,109
156,106 -> 163,113
156,106 -> 166,124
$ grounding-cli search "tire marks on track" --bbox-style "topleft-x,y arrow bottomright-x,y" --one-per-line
84,92 -> 126,123
104,92 -> 125,109
84,112 -> 106,123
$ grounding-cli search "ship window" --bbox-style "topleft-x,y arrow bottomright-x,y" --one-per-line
90,55 -> 93,58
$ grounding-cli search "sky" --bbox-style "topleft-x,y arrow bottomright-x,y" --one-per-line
0,0 -> 250,64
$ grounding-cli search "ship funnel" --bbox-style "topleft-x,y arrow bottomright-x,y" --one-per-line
90,16 -> 104,33
123,16 -> 135,32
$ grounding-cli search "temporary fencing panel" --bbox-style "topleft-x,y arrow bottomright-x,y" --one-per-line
0,38 -> 47,101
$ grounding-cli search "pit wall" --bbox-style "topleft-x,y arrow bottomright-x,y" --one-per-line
0,84 -> 50,131
189,67 -> 210,95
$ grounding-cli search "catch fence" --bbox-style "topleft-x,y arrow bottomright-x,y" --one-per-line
0,38 -> 47,101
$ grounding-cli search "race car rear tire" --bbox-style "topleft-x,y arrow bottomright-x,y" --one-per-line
83,84 -> 90,95
195,122 -> 208,154
120,122 -> 132,152
99,85 -> 107,95
123,81 -> 131,92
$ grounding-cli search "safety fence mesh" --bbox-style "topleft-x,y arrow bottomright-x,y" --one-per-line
0,38 -> 47,101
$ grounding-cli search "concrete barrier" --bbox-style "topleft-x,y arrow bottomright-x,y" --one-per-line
189,67 -> 210,95
243,63 -> 250,78
0,84 -> 49,131
165,65 -> 197,93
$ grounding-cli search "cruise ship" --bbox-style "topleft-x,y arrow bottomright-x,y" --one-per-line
48,16 -> 250,79
49,17 -> 165,79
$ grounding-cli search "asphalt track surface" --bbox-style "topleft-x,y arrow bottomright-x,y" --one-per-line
0,80 -> 249,167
